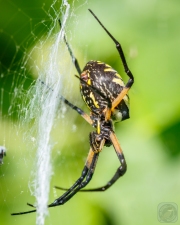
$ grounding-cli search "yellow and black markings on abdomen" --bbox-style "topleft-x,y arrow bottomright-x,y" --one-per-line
80,60 -> 129,120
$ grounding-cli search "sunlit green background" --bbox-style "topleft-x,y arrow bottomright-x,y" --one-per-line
0,0 -> 180,225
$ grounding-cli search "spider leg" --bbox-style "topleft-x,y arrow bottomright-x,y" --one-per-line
60,95 -> 93,125
11,149 -> 98,215
89,9 -> 134,112
39,80 -> 93,125
58,19 -> 81,75
48,146 -> 100,207
65,131 -> 126,192
12,139 -> 105,215
11,208 -> 36,215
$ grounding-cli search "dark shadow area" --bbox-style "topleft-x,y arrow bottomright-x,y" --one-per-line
160,119 -> 180,157
93,205 -> 120,225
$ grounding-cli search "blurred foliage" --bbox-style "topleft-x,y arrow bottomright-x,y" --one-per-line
160,119 -> 180,157
0,0 -> 180,225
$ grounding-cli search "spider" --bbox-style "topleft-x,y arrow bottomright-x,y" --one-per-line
12,9 -> 134,215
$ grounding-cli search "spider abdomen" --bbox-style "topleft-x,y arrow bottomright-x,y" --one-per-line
80,60 -> 130,121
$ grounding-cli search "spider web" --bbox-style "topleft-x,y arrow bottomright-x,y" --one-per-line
0,0 -> 89,224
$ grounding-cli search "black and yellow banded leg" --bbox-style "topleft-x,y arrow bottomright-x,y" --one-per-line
60,96 -> 93,125
49,147 -> 100,207
11,148 -> 99,215
89,9 -> 134,82
111,86 -> 131,112
39,80 -> 93,126
62,131 -> 127,193
54,137 -> 106,194
89,9 -> 134,114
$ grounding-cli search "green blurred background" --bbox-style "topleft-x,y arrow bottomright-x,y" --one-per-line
0,0 -> 180,225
